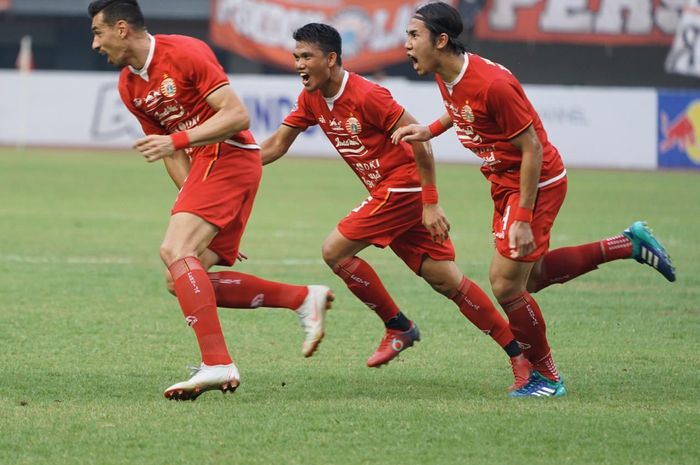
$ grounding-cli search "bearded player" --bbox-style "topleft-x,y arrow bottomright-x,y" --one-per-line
89,0 -> 333,401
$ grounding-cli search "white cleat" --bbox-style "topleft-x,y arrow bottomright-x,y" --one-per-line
296,285 -> 334,357
163,363 -> 240,401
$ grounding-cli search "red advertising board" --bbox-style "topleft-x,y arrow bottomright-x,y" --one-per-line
474,0 -> 682,45
211,0 -> 456,72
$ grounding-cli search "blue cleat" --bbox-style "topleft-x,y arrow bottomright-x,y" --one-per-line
510,371 -> 567,398
623,221 -> 676,282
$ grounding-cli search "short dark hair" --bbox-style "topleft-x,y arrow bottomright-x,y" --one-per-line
414,1 -> 466,55
292,23 -> 343,66
88,0 -> 145,30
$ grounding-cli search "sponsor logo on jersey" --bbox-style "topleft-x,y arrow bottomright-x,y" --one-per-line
160,77 -> 177,98
330,118 -> 342,130
145,90 -> 162,107
345,116 -> 362,134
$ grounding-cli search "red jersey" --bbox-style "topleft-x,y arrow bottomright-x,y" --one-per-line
284,71 -> 419,194
118,34 -> 258,158
436,53 -> 566,189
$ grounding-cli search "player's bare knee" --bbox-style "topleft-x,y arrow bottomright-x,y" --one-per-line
421,260 -> 461,296
421,269 -> 450,295
160,243 -> 195,266
321,242 -> 343,269
159,243 -> 176,266
431,280 -> 453,296
490,277 -> 521,301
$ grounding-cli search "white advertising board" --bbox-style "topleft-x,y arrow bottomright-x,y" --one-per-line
0,70 -> 657,169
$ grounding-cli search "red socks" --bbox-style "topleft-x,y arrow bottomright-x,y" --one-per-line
209,271 -> 308,310
450,277 -> 515,348
499,291 -> 559,381
168,257 -> 232,366
333,256 -> 400,322
531,235 -> 633,292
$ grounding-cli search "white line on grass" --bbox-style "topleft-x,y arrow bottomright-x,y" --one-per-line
0,255 -> 408,267
1,254 -> 133,265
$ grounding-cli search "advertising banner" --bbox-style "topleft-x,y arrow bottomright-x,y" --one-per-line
658,90 -> 700,169
474,0 -> 682,45
665,0 -> 700,77
210,0 -> 454,72
0,71 -> 658,170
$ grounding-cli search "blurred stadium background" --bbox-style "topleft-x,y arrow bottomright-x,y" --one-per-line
0,0 -> 699,170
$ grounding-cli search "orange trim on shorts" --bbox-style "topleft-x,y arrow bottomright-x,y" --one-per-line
370,191 -> 392,215
203,143 -> 221,181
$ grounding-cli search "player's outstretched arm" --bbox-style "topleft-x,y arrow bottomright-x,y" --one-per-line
507,124 -> 542,259
392,111 -> 450,244
391,112 -> 452,145
260,124 -> 303,166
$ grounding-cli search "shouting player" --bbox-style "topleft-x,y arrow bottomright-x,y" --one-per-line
261,23 -> 533,390
89,0 -> 333,401
393,2 -> 676,397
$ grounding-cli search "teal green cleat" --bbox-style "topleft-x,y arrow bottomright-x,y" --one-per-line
623,221 -> 676,282
510,371 -> 567,398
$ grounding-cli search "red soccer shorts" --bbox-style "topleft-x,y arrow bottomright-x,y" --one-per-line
337,188 -> 456,274
491,178 -> 568,262
172,143 -> 262,266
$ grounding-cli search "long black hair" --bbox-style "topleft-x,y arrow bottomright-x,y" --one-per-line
414,2 -> 466,55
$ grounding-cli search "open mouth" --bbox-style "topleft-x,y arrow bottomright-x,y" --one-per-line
300,72 -> 310,85
409,55 -> 419,69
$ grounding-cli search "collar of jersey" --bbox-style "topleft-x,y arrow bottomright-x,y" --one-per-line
323,70 -> 349,107
128,33 -> 156,82
445,53 -> 469,93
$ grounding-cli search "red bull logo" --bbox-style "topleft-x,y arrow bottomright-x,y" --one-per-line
659,100 -> 700,164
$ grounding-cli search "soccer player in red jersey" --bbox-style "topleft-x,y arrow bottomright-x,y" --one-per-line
88,0 -> 333,401
261,23 -> 533,389
393,2 -> 676,397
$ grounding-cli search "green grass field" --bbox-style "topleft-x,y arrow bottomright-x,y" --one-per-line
1,148 -> 698,465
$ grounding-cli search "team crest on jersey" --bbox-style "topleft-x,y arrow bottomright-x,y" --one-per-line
345,116 -> 362,135
461,104 -> 475,123
132,98 -> 142,108
160,77 -> 177,98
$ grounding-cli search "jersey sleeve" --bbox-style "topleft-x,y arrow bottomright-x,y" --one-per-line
362,84 -> 404,131
178,38 -> 230,99
486,78 -> 533,140
283,91 -> 317,130
118,76 -> 166,136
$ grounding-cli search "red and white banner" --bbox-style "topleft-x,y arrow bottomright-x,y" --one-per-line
474,0 -> 685,45
210,0 -> 455,72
